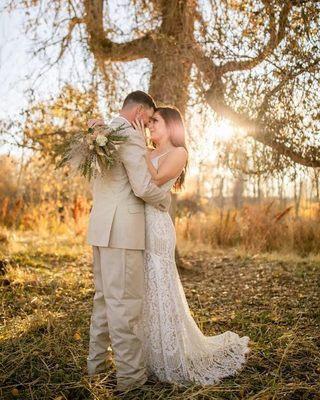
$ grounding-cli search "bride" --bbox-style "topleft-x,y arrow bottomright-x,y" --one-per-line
133,106 -> 250,386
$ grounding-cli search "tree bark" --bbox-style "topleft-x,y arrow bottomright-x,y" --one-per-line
148,0 -> 195,115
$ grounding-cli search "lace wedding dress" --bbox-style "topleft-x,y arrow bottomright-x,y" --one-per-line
141,153 -> 250,385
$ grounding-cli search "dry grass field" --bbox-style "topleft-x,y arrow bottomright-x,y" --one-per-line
1,231 -> 319,400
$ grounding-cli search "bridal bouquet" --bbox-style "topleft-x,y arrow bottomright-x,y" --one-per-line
55,123 -> 127,180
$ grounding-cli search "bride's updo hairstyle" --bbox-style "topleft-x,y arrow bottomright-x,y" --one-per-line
155,106 -> 188,190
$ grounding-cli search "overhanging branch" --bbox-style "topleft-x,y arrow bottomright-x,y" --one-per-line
83,0 -> 156,62
192,2 -> 292,86
217,1 -> 292,75
205,78 -> 320,168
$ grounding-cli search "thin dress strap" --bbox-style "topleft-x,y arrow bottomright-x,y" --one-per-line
155,150 -> 174,160
151,150 -> 175,170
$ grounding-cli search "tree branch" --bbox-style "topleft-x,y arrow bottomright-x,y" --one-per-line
205,77 -> 320,168
258,58 -> 320,118
192,44 -> 219,82
83,0 -> 156,62
217,1 -> 292,75
193,2 -> 293,83
56,17 -> 84,63
195,1 -> 320,168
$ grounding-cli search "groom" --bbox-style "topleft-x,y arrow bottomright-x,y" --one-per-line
86,91 -> 171,391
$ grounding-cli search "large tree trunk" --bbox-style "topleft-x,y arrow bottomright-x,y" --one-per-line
149,58 -> 191,114
147,1 -> 195,268
148,0 -> 194,114
149,47 -> 192,229
149,52 -> 192,267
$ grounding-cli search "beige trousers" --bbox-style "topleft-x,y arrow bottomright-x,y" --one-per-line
87,246 -> 147,390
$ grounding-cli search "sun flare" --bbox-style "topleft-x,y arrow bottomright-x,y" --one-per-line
213,120 -> 236,141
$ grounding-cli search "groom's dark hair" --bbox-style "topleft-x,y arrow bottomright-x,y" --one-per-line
122,90 -> 156,110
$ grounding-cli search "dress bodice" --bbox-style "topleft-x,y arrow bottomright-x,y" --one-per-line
150,152 -> 177,192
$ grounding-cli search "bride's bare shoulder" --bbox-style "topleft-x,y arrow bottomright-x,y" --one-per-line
159,147 -> 187,170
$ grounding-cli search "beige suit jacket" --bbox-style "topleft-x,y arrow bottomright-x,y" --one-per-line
87,116 -> 170,249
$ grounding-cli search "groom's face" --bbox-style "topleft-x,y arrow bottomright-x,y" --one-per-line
136,105 -> 154,126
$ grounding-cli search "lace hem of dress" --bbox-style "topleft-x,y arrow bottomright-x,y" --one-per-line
142,249 -> 250,386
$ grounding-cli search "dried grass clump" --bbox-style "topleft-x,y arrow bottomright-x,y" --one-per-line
177,201 -> 320,256
0,196 -> 90,238
0,230 -> 9,245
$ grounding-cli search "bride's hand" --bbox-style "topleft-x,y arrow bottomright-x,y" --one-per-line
132,118 -> 146,137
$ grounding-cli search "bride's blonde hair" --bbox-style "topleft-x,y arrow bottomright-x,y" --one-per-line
155,106 -> 188,190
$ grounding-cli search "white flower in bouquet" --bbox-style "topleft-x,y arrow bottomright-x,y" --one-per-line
96,135 -> 108,146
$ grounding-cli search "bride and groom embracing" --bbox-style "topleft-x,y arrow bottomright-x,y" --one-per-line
86,90 -> 250,393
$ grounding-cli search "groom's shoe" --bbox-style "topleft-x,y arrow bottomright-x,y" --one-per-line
143,374 -> 161,386
114,376 -> 160,396
87,350 -> 114,376
115,376 -> 148,396
87,361 -> 107,376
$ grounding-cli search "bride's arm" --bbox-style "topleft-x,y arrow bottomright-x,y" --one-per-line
150,147 -> 187,187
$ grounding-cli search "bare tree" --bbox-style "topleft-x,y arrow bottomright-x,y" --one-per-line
1,0 -> 320,170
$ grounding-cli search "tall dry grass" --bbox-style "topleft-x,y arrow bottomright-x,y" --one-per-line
1,151 -> 320,257
2,154 -> 320,256
0,195 -> 90,241
176,200 -> 320,256
0,154 -> 91,235
2,195 -> 320,256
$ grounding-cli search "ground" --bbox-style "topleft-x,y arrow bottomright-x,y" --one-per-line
0,233 -> 319,399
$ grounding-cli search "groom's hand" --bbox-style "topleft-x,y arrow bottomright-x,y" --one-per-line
132,118 -> 146,138
161,192 -> 171,212
88,118 -> 104,128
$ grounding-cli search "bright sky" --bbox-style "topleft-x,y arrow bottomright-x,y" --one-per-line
0,8 -> 30,119
0,5 -> 149,118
